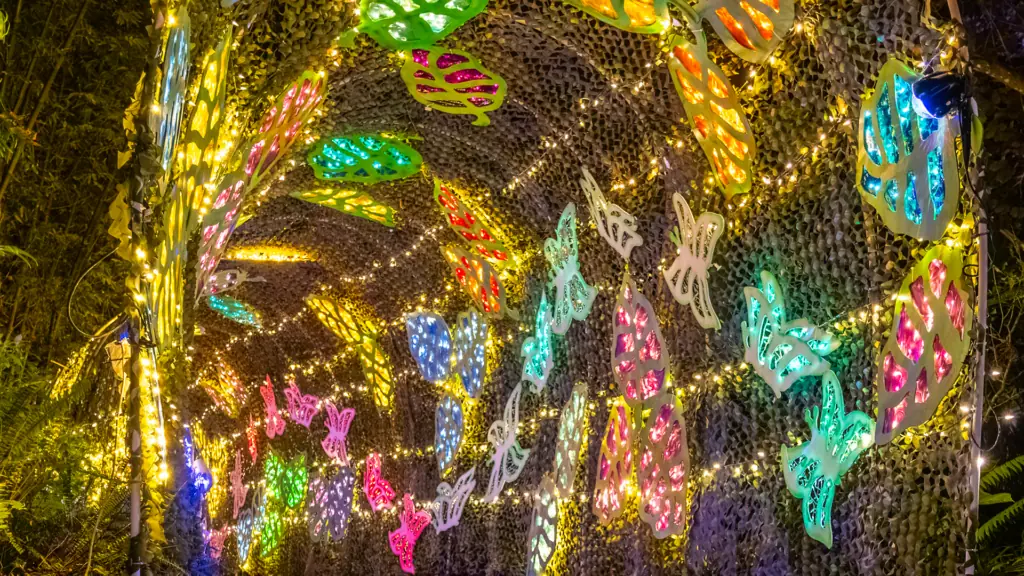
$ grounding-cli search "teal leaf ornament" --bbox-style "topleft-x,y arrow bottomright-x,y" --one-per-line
207,294 -> 261,327
551,383 -> 589,492
544,203 -> 596,335
435,393 -> 465,475
453,310 -> 487,397
782,370 -> 875,548
359,0 -> 488,50
742,271 -> 838,397
406,312 -> 453,383
856,58 -> 961,241
521,292 -> 554,393
307,134 -> 422,184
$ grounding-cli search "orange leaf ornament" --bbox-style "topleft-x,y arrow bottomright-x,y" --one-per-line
434,178 -> 509,265
699,0 -> 794,63
441,244 -> 509,319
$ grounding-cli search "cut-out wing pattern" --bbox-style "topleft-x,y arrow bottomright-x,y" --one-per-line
453,310 -> 487,397
664,192 -> 724,329
432,467 -> 476,533
545,203 -> 596,334
580,167 -> 642,261
442,244 -> 509,319
260,376 -> 286,438
525,475 -> 559,576
612,275 -> 669,408
552,383 -> 589,493
388,494 -> 433,574
637,394 -> 690,539
308,467 -> 356,543
435,179 -> 509,264
484,382 -> 530,502
435,393 -> 465,475
521,292 -> 555,393
402,48 -> 507,126
321,402 -> 356,464
406,312 -> 453,383
593,399 -> 634,524
700,0 -> 795,63
283,379 -> 320,428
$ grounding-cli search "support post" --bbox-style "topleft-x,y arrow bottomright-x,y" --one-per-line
127,316 -> 144,576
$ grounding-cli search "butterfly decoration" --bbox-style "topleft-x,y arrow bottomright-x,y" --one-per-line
308,467 -> 356,543
401,48 -> 508,127
875,245 -> 973,444
322,402 -> 356,464
235,507 -> 256,565
230,450 -> 248,519
544,204 -> 597,335
283,378 -> 320,428
637,394 -> 690,539
360,0 -> 487,50
435,393 -> 465,475
742,271 -> 839,397
782,370 -> 875,548
364,452 -> 396,512
434,179 -> 509,265
260,376 -> 286,438
552,383 -> 589,492
265,452 -> 309,509
580,166 -> 642,261
388,494 -> 434,574
199,355 -> 245,417
306,133 -> 422,184
291,187 -> 396,227
202,268 -> 255,298
564,0 -> 670,33
525,475 -> 559,576
699,0 -> 795,63
453,310 -> 487,398
260,506 -> 284,557
593,399 -> 634,525
483,382 -> 531,502
246,417 -> 259,463
442,244 -> 510,319
612,275 -> 669,408
406,312 -> 453,383
663,192 -> 725,330
432,467 -> 476,533
521,292 -> 554,393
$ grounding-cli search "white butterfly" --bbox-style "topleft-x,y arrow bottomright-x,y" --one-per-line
431,467 -> 476,533
663,192 -> 725,330
483,382 -> 530,503
580,166 -> 643,261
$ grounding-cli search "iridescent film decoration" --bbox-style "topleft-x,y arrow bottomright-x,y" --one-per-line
875,245 -> 973,444
663,192 -> 725,330
544,203 -> 597,334
483,382 -> 530,502
401,47 -> 508,126
431,467 -> 476,533
441,244 -> 509,319
699,0 -> 795,63
291,187 -> 396,227
435,393 -> 465,475
359,0 -> 487,50
406,312 -> 453,383
612,275 -> 669,409
580,166 -> 642,262
593,399 -> 634,524
434,179 -> 509,264
453,310 -> 487,398
364,452 -> 396,512
856,58 -> 962,241
563,0 -> 670,33
307,133 -> 422,184
151,7 -> 191,176
637,394 -> 690,538
782,370 -> 875,548
283,378 -> 320,428
521,292 -> 555,393
742,270 -> 839,397
321,402 -> 356,464
308,467 -> 356,543
260,376 -> 286,438
388,494 -> 433,574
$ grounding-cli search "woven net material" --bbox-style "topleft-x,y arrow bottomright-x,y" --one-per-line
190,0 -> 976,573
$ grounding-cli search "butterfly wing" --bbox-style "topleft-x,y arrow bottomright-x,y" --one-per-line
525,475 -> 559,576
593,400 -> 634,524
521,294 -> 554,392
612,276 -> 669,408
580,166 -> 642,261
453,310 -> 487,397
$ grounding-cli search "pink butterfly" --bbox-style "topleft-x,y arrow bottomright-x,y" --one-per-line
208,527 -> 228,560
322,402 -> 356,464
363,452 -> 395,512
260,376 -> 286,439
388,494 -> 432,574
284,378 -> 320,428
230,451 -> 248,519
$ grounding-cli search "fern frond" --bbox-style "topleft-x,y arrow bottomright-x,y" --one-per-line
981,455 -> 1024,492
979,498 -> 1024,543
980,491 -> 1015,506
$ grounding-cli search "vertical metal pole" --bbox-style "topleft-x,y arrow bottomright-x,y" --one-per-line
127,317 -> 144,576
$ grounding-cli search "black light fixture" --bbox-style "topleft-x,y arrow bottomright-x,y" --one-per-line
912,71 -> 968,119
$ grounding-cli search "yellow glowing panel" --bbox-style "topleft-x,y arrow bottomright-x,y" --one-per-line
224,245 -> 312,262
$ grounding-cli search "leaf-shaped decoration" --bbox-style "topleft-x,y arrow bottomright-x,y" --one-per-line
402,47 -> 507,127
453,310 -> 487,398
359,0 -> 487,50
580,167 -> 642,261
307,295 -> 378,345
322,402 -> 356,464
521,292 -> 555,393
668,39 -> 756,198
552,383 -> 589,493
230,451 -> 248,519
432,467 -> 476,533
564,0 -> 670,33
364,452 -> 396,512
202,268 -> 254,298
307,134 -> 422,184
663,192 -> 725,329
260,506 -> 283,557
545,204 -> 597,334
283,379 -> 320,428
434,178 -> 510,264
265,453 -> 308,509
151,8 -> 191,175
875,245 -> 973,444
638,393 -> 690,539
406,312 -> 453,383
441,244 -> 509,319
308,467 -> 356,543
484,382 -> 530,502
260,376 -> 286,438
200,362 -> 246,418
612,275 -> 668,409
700,0 -> 795,63
291,188 -> 396,227
593,399 -> 634,524
389,494 -> 433,574
742,271 -> 839,397
782,370 -> 874,548
235,507 -> 256,564
526,475 -> 559,576
856,59 -> 962,241
358,338 -> 396,412
207,294 -> 261,327
435,393 -> 465,475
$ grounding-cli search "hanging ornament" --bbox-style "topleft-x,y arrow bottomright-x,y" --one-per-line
453,310 -> 487,398
699,0 -> 795,63
612,275 -> 669,409
442,244 -> 510,319
283,379 -> 320,428
525,475 -> 559,576
388,494 -> 433,574
875,245 -> 973,444
291,188 -> 396,227
742,270 -> 839,397
637,394 -> 690,539
668,36 -> 756,198
545,204 -> 597,334
406,312 -> 454,383
307,133 -> 422,184
260,376 -> 286,438
230,451 -> 248,520
364,452 -> 396,512
151,7 -> 191,176
563,0 -> 670,33
663,192 -> 725,329
360,0 -> 487,50
856,58 -> 962,241
308,467 -> 356,543
552,383 -> 589,492
580,166 -> 643,262
401,47 -> 508,127
432,467 -> 476,533
521,292 -> 555,393
322,402 -> 356,464
202,268 -> 260,299
435,393 -> 465,475
593,399 -> 634,525
434,178 -> 509,264
483,382 -> 530,502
